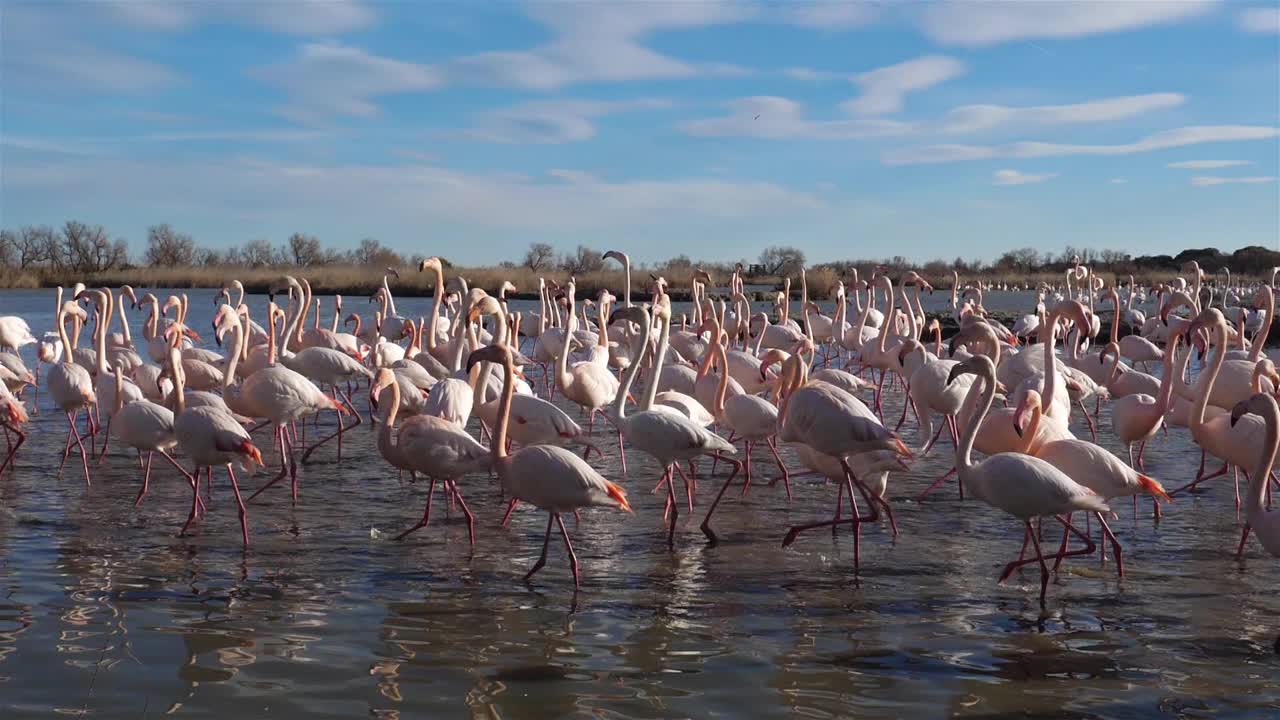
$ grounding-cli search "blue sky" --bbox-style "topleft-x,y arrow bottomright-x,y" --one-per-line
2,1 -> 1278,266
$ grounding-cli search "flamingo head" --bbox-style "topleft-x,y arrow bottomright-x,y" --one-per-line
466,344 -> 510,374
1230,392 -> 1279,428
1012,390 -> 1042,437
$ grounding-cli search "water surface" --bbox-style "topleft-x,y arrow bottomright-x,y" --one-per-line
0,288 -> 1276,718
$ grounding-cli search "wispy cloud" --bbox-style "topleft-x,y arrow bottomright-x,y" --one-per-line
844,56 -> 966,116
781,1 -> 880,30
1190,175 -> 1276,187
446,3 -> 749,90
937,93 -> 1184,133
3,4 -> 181,93
1109,178 -> 1129,184
917,0 -> 1220,47
464,99 -> 671,144
783,67 -> 839,82
255,43 -> 444,122
1167,159 -> 1253,169
103,0 -> 376,35
886,125 -> 1280,165
682,96 -> 912,139
992,169 -> 1057,186
1238,7 -> 1280,33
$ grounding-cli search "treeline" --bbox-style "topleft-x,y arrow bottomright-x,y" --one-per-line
0,222 -> 423,275
1,221 -> 1277,292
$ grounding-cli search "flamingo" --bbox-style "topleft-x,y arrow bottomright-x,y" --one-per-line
467,344 -> 630,588
0,314 -> 36,353
48,301 -> 95,485
774,351 -> 912,571
1230,393 -> 1280,558
105,365 -> 189,507
0,377 -> 29,474
168,346 -> 264,545
1112,327 -> 1183,471
608,305 -> 738,546
948,354 -> 1110,606
370,369 -> 488,544
243,303 -> 347,505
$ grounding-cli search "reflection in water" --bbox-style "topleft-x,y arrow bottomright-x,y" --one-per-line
0,287 -> 1276,718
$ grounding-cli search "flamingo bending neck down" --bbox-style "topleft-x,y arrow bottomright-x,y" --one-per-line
1230,393 -> 1280,558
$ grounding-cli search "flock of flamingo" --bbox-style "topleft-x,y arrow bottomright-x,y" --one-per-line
0,255 -> 1276,604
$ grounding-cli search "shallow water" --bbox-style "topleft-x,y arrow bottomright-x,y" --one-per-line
0,288 -> 1277,718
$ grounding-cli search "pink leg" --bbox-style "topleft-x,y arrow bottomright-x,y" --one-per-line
179,466 -> 202,537
226,464 -> 250,546
700,456 -> 743,545
395,478 -> 437,540
500,497 -> 519,527
673,462 -> 695,513
765,437 -> 791,501
916,465 -> 957,502
555,513 -> 580,588
523,513 -> 555,583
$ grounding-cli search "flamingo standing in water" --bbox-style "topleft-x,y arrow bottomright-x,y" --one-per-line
0,377 -> 29,474
607,305 -> 738,547
243,303 -> 347,505
48,301 -> 95,485
106,365 -> 188,507
168,346 -> 264,545
467,344 -> 630,588
1230,393 -> 1280,558
774,351 -> 912,572
947,354 -> 1110,606
370,369 -> 488,544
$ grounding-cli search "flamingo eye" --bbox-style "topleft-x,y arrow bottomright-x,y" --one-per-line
516,416 -> 527,424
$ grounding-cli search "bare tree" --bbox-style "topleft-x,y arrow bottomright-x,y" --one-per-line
17,226 -> 59,269
241,238 -> 277,268
759,245 -> 806,275
287,232 -> 323,266
0,230 -> 15,268
522,241 -> 555,272
145,223 -> 196,266
63,221 -> 127,273
561,245 -> 603,275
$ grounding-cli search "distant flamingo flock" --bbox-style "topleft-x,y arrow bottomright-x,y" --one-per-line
0,256 -> 1277,604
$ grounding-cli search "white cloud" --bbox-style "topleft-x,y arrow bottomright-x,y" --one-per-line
2,4 -> 181,93
684,91 -> 1183,140
2,149 -> 822,235
918,0 -> 1219,47
886,125 -> 1280,165
1238,7 -> 1280,33
938,93 -> 1184,133
446,3 -> 750,90
255,43 -> 444,122
844,55 -> 966,115
783,67 -> 837,81
103,0 -> 376,34
682,96 -> 912,139
1190,175 -> 1276,186
1167,159 -> 1254,169
1109,178 -> 1128,184
253,4 -> 747,119
465,99 -> 670,144
993,169 -> 1057,186
783,1 -> 880,29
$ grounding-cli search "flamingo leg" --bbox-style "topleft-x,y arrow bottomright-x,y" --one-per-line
1096,512 -> 1124,578
1169,461 -> 1229,496
134,452 -> 154,508
665,466 -> 680,549
555,513 -> 580,588
915,465 -> 957,502
740,440 -> 753,496
1076,399 -> 1097,441
0,424 -> 24,474
700,456 -> 743,545
67,411 -> 91,486
524,512 -> 555,583
395,477 -> 437,540
765,437 -> 791,501
500,497 -> 519,528
226,464 -> 250,546
179,466 -> 202,537
1236,524 -> 1252,558
449,480 -> 476,546
247,426 -> 289,502
300,387 -> 361,463
673,462 -> 695,513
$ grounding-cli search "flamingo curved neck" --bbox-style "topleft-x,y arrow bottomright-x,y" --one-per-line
956,364 -> 996,472
492,356 -> 515,461
1191,319 -> 1227,433
613,309 -> 651,420
1247,402 -> 1279,528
